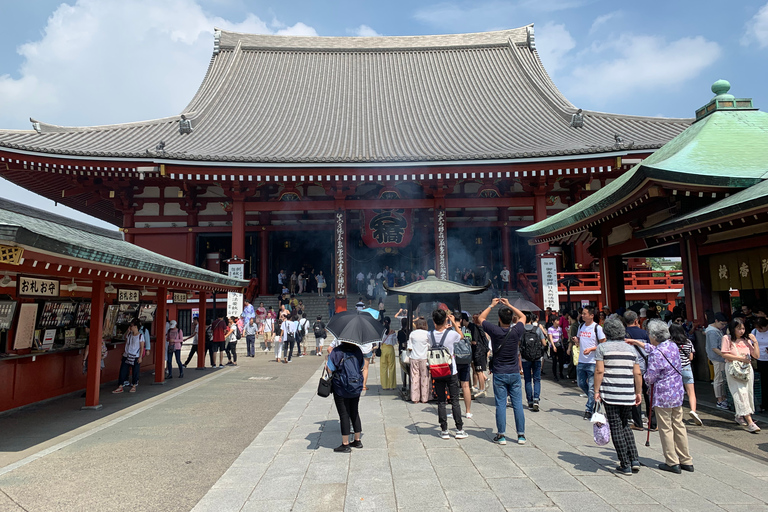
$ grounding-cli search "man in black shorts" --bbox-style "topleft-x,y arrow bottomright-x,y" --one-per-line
461,313 -> 488,399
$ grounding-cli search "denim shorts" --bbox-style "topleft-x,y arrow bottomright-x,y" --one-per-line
363,351 -> 373,359
680,365 -> 694,385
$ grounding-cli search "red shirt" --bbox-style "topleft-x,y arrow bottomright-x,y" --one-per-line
212,318 -> 226,342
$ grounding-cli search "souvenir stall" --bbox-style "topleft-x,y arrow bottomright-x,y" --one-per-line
0,198 -> 247,411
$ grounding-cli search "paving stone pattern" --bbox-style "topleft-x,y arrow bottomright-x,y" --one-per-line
193,362 -> 768,511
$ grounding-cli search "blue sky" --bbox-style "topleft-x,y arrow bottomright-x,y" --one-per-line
0,0 -> 767,229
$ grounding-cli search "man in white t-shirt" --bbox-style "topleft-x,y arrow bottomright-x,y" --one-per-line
499,266 -> 510,296
430,309 -> 468,440
572,306 -> 606,419
356,272 -> 365,294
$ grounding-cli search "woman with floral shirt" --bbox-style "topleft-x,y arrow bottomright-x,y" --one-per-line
631,319 -> 693,474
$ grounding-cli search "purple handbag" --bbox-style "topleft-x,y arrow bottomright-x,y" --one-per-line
591,401 -> 611,446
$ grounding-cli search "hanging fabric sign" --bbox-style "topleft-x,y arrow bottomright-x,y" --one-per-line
361,208 -> 414,248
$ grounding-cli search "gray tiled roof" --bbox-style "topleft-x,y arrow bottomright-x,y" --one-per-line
0,26 -> 690,164
0,198 -> 246,289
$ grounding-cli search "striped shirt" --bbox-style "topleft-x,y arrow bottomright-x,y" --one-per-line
595,341 -> 640,406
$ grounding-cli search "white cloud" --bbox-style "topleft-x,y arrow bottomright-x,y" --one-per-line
589,11 -> 622,35
0,0 -> 317,228
535,22 -> 576,75
742,2 -> 768,48
413,0 -> 586,31
566,34 -> 721,103
0,0 -> 317,131
351,25 -> 382,37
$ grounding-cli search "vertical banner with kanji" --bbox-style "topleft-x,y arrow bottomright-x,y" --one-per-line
227,262 -> 244,319
335,210 -> 346,297
435,208 -> 448,280
540,257 -> 559,312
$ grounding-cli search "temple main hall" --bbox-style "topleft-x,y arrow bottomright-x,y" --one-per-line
0,25 -> 690,301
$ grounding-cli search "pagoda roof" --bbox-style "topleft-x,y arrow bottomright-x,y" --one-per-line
518,97 -> 768,243
0,198 -> 247,290
0,25 -> 689,166
385,272 -> 490,295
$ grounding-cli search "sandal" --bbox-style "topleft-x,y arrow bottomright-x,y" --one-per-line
112,388 -> 124,394
129,386 -> 137,393
362,387 -> 369,391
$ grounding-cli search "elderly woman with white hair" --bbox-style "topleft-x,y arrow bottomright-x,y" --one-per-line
594,315 -> 643,474
629,319 -> 693,474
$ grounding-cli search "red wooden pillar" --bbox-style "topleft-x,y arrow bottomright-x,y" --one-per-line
197,291 -> 207,369
83,278 -> 105,409
534,192 -> 548,308
259,228 -> 269,296
232,199 -> 245,260
600,252 -> 625,311
154,286 -> 168,383
123,211 -> 135,244
500,208 -> 511,272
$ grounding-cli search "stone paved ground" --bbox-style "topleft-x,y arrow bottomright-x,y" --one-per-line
195,361 -> 768,512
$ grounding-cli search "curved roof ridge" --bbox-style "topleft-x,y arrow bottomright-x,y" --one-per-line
584,109 -> 694,123
182,40 -> 244,124
25,115 -> 179,134
216,25 -> 532,51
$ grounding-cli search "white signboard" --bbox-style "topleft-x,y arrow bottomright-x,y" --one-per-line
18,276 -> 59,297
118,289 -> 140,303
173,292 -> 188,304
540,258 -> 560,312
227,263 -> 244,319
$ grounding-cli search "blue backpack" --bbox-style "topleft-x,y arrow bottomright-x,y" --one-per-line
334,352 -> 363,398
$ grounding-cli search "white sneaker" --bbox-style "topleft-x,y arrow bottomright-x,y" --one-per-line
454,430 -> 468,439
688,410 -> 703,426
447,413 -> 453,418
465,412 -> 473,419
440,430 -> 451,439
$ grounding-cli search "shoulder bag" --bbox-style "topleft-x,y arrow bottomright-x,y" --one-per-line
317,366 -> 332,398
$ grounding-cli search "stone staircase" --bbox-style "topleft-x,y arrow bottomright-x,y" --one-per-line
240,288 -> 527,355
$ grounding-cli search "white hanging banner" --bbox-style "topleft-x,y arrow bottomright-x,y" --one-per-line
227,263 -> 244,319
540,258 -> 560,312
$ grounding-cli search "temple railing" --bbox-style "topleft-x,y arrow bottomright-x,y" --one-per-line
520,270 -> 684,294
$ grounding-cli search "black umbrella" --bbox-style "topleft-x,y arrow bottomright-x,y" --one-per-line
510,297 -> 541,312
326,311 -> 386,346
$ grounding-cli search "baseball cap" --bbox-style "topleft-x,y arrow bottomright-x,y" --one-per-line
639,308 -> 647,318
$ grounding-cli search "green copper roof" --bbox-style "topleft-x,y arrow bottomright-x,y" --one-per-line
639,178 -> 768,237
519,107 -> 768,240
0,198 -> 247,290
385,272 -> 490,295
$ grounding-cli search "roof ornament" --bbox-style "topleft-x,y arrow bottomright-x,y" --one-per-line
526,26 -> 536,51
695,79 -> 755,122
613,134 -> 634,149
213,29 -> 222,55
179,115 -> 193,134
30,118 -> 41,134
569,109 -> 584,128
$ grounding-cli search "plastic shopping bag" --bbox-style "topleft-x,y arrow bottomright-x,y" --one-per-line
591,401 -> 611,446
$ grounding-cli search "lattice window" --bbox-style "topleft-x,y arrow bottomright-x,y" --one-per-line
0,245 -> 23,265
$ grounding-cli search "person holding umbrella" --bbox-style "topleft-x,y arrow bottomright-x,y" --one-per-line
324,310 -> 386,451
326,340 -> 365,452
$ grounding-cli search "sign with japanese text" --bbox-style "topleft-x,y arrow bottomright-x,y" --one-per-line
361,208 -> 413,248
335,210 -> 346,297
18,276 -> 59,297
173,292 -> 188,304
118,289 -> 140,303
435,209 -> 448,280
540,258 -> 560,312
227,263 -> 244,319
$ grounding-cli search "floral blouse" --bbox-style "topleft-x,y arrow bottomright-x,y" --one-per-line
644,340 -> 684,409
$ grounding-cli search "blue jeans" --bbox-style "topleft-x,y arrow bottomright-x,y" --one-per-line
521,360 -> 542,404
493,373 -> 525,436
577,363 -> 596,414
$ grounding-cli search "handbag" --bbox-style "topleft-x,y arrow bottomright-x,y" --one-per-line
375,346 -> 382,357
728,360 -> 751,381
400,350 -> 410,366
317,367 -> 332,398
591,401 -> 611,446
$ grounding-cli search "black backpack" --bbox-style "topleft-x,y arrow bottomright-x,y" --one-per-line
298,319 -> 306,337
520,325 -> 545,361
313,321 -> 327,338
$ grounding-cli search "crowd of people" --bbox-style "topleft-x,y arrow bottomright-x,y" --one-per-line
323,298 -> 768,475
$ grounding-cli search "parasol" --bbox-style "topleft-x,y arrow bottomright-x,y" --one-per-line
510,297 -> 541,312
326,311 -> 386,346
